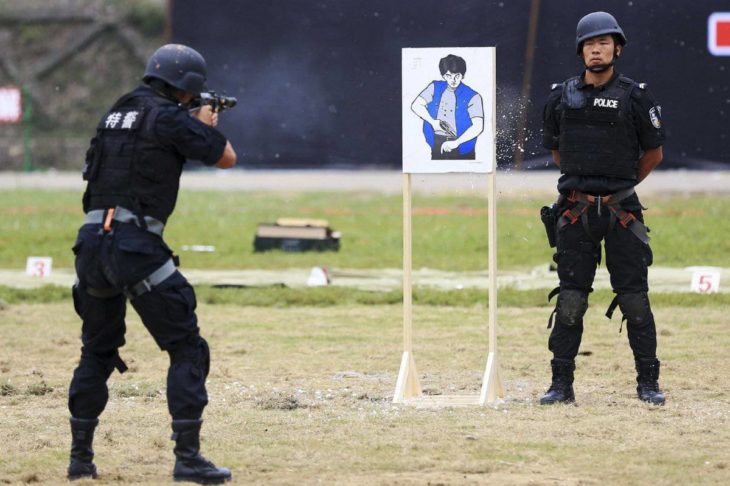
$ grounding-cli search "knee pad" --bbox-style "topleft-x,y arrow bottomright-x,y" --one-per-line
169,336 -> 210,379
617,292 -> 653,326
69,352 -> 118,418
79,351 -> 120,379
556,290 -> 589,326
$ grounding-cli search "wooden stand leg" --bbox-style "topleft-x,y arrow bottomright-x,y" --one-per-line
480,351 -> 505,405
393,351 -> 422,403
479,169 -> 505,405
393,172 -> 422,403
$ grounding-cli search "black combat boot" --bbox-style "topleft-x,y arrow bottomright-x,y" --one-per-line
540,358 -> 576,405
67,417 -> 99,480
171,419 -> 231,484
635,358 -> 665,405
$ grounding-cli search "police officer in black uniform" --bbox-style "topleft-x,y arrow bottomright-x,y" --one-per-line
540,12 -> 666,406
66,44 -> 236,483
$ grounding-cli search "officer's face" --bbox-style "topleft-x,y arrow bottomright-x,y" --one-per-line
582,35 -> 616,67
442,71 -> 463,89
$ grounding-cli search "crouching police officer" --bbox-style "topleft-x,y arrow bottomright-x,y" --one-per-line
540,12 -> 666,406
66,44 -> 236,483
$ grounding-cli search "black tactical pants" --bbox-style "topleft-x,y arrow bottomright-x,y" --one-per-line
549,194 -> 658,361
68,221 -> 209,421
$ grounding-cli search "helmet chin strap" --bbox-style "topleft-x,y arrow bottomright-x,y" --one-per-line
586,61 -> 613,73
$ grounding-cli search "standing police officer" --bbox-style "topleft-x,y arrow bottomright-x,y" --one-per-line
67,44 -> 236,483
540,12 -> 666,406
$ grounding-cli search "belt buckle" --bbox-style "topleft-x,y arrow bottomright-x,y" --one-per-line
562,208 -> 580,224
620,211 -> 636,227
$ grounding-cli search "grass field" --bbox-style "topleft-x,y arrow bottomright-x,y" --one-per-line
1,190 -> 730,270
0,189 -> 729,484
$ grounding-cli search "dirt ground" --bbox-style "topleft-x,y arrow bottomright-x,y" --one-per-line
1,302 -> 728,485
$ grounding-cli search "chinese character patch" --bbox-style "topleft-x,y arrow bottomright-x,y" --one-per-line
103,109 -> 142,130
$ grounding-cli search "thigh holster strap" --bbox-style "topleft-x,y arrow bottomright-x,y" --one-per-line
124,258 -> 177,300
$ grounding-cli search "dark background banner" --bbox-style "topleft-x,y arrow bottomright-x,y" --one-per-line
172,0 -> 730,170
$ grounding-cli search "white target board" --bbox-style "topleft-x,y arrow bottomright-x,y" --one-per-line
402,47 -> 495,173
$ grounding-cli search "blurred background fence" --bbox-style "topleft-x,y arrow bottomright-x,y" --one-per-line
0,0 -> 164,170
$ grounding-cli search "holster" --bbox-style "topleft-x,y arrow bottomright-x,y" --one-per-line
540,204 -> 558,248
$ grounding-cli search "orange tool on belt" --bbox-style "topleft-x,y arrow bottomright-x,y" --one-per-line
103,208 -> 115,232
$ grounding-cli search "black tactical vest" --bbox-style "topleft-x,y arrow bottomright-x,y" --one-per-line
82,89 -> 183,224
558,75 -> 640,180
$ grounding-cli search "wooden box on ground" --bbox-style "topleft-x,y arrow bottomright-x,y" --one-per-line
254,218 -> 341,252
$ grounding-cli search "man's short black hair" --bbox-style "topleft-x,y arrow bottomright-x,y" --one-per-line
439,54 -> 467,76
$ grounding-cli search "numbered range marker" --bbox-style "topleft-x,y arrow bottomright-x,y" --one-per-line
687,266 -> 722,294
25,257 -> 53,278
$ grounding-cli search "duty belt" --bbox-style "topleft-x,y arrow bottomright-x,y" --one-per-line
83,206 -> 175,300
556,188 -> 650,245
84,206 -> 165,237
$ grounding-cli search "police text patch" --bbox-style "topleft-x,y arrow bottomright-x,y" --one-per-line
593,98 -> 618,109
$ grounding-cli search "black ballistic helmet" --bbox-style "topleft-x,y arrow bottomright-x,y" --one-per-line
575,11 -> 627,54
143,44 -> 207,96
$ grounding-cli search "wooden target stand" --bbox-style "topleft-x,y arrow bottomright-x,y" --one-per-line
395,46 -> 504,406
392,171 -> 505,406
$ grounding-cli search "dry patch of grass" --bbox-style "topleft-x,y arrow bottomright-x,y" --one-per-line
0,302 -> 728,484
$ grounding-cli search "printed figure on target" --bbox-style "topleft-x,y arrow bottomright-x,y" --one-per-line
410,54 -> 485,160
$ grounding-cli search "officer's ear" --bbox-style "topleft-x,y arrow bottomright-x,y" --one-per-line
613,35 -> 623,58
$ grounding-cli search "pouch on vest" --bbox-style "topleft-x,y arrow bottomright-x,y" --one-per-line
562,78 -> 586,109
82,136 -> 103,182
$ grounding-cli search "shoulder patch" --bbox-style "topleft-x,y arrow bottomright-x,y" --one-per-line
649,106 -> 661,128
638,83 -> 647,90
